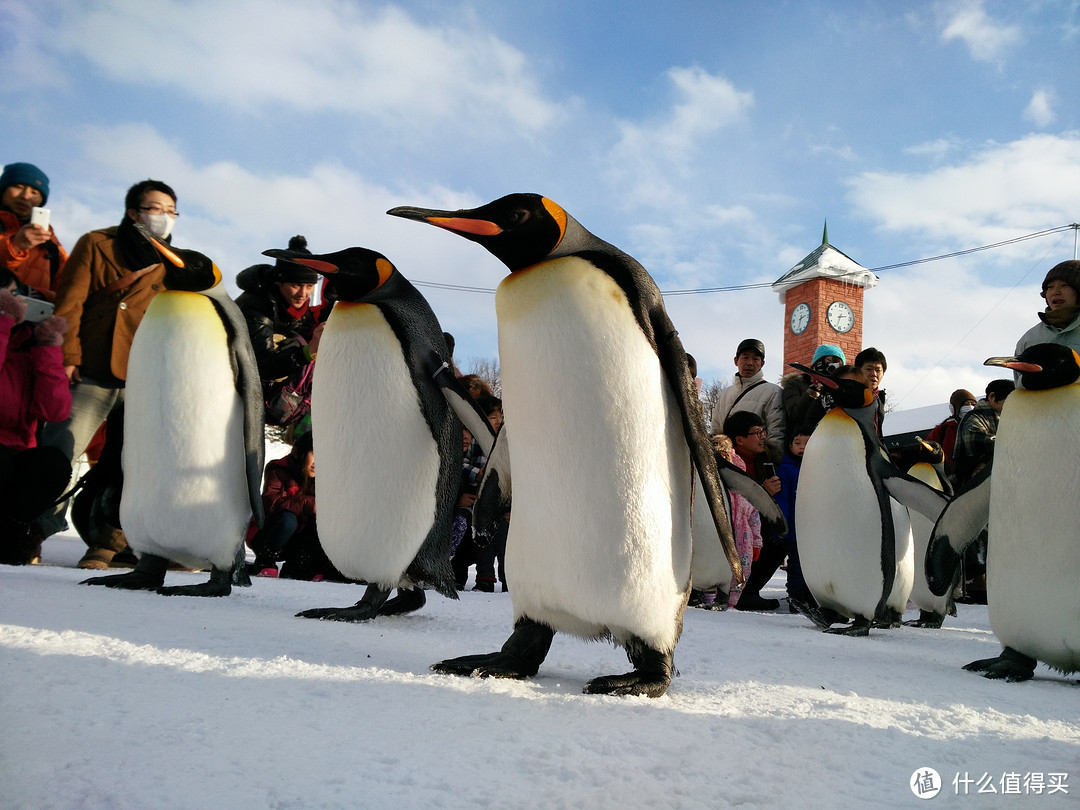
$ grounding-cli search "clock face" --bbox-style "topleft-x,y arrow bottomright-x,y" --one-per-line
826,300 -> 855,333
790,302 -> 810,334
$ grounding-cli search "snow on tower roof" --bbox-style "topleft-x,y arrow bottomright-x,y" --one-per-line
772,228 -> 878,304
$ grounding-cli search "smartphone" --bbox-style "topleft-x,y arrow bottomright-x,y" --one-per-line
16,296 -> 55,323
762,461 -> 776,478
30,206 -> 50,230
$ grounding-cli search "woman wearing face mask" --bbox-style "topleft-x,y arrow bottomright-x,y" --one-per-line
781,343 -> 846,443
925,388 -> 976,485
33,180 -> 180,566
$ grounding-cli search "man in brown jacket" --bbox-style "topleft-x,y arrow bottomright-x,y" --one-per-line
34,179 -> 178,566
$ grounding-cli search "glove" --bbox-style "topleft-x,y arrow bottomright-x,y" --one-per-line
0,289 -> 27,324
34,315 -> 68,346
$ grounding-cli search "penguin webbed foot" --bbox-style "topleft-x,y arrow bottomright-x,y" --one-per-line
791,599 -> 844,630
824,617 -> 871,637
431,618 -> 554,680
157,565 -> 233,597
583,638 -> 674,698
871,608 -> 903,629
903,611 -> 946,629
963,647 -> 1037,682
378,587 -> 426,616
296,582 -> 390,622
80,554 -> 167,590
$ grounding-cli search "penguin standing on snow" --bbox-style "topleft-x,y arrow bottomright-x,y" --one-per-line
388,193 -> 740,698
260,246 -> 460,620
928,343 -> 1080,681
83,232 -> 264,596
790,364 -> 946,636
902,439 -> 956,628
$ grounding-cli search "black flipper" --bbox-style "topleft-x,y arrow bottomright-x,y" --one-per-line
431,617 -> 555,679
583,636 -> 674,698
963,646 -> 1037,682
296,582 -> 391,621
926,462 -> 992,596
81,553 -> 168,590
716,455 -> 787,535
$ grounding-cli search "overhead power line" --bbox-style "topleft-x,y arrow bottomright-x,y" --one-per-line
411,223 -> 1079,296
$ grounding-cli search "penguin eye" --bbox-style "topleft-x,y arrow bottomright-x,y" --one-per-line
506,208 -> 531,227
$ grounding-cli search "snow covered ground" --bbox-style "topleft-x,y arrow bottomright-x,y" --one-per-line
1,532 -> 1076,809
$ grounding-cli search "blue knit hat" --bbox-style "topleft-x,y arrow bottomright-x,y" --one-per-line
0,162 -> 49,204
812,343 -> 846,365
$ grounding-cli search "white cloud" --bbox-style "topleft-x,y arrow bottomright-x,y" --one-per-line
939,0 -> 1021,62
42,0 -> 564,135
607,66 -> 754,206
903,138 -> 962,162
1023,88 -> 1056,127
846,133 -> 1080,248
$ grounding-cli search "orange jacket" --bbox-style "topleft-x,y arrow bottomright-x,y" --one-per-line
0,209 -> 67,302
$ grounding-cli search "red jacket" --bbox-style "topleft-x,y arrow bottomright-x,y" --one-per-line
0,315 -> 72,451
262,455 -> 316,531
0,209 -> 67,302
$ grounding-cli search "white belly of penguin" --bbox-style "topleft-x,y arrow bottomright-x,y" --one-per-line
311,304 -> 439,586
906,463 -> 949,616
496,258 -> 692,652
988,389 -> 1080,672
120,292 -> 249,570
797,412 -> 912,620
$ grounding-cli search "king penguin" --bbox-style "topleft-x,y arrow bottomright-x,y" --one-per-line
82,231 -> 264,596
388,193 -> 740,698
790,364 -> 946,636
260,246 -> 460,620
928,343 -> 1080,681
902,439 -> 956,628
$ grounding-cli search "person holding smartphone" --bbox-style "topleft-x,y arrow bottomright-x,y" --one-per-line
0,162 -> 67,302
722,410 -> 784,612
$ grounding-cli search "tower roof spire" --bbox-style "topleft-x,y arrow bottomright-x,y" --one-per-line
822,219 -> 829,246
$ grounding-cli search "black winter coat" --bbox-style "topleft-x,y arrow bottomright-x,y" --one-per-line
235,264 -> 327,385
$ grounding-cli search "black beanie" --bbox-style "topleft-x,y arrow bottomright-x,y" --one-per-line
1041,260 -> 1080,298
736,338 -> 765,360
273,235 -> 319,283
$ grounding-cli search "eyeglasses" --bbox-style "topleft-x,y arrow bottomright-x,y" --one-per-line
746,428 -> 767,437
140,205 -> 180,218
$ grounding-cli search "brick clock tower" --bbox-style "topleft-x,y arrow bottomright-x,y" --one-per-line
771,224 -> 878,370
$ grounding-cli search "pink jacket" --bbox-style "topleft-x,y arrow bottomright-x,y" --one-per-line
0,315 -> 72,451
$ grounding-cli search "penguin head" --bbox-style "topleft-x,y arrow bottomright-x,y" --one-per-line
137,224 -> 221,292
387,193 -> 581,272
915,437 -> 945,465
984,343 -> 1080,391
789,362 -> 873,409
262,246 -> 396,302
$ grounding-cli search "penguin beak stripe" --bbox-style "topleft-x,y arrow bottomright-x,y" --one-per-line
985,356 -> 1042,373
427,216 -> 503,237
149,237 -> 186,269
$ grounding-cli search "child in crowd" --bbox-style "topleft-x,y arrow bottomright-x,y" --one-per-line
248,432 -> 343,581
471,395 -> 507,592
712,433 -> 762,609
775,430 -> 812,609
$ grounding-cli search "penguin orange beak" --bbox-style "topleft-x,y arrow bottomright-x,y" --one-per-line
789,362 -> 840,389
142,230 -> 222,287
386,206 -> 503,237
984,356 -> 1042,374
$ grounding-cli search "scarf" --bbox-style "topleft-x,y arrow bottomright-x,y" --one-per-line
115,215 -> 168,272
1040,305 -> 1080,329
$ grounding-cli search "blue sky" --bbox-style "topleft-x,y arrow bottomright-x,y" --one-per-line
3,0 -> 1079,412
